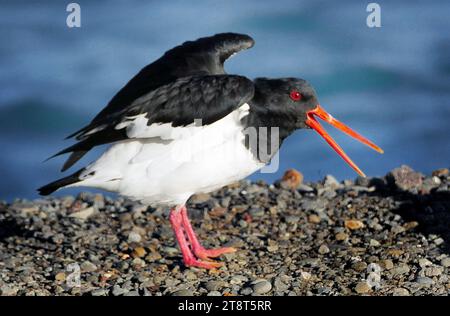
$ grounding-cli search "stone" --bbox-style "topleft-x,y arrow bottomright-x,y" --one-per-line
387,165 -> 423,191
424,266 -> 444,277
355,281 -> 370,294
308,214 -> 321,224
392,288 -> 410,296
80,261 -> 97,273
0,285 -> 18,296
415,277 -> 434,286
418,258 -> 432,268
433,237 -> 444,246
252,280 -> 272,294
323,175 -> 340,188
285,215 -> 300,224
345,220 -> 365,230
189,193 -> 211,204
390,264 -> 410,276
300,271 -> 312,281
369,239 -> 380,247
280,169 -> 303,189
240,287 -> 253,295
204,281 -> 224,292
335,232 -> 349,241
318,244 -> 330,254
440,257 -> 450,267
380,259 -> 394,270
112,285 -> 126,296
171,289 -> 193,296
128,231 -> 142,243
432,168 -> 449,177
132,247 -> 147,258
55,272 -> 66,281
69,206 -> 95,220
91,288 -> 108,296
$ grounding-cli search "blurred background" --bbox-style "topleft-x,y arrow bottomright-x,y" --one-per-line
0,0 -> 449,201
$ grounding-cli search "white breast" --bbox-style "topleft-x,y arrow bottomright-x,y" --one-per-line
75,104 -> 265,206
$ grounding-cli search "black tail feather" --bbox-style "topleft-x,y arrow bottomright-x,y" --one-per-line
38,168 -> 85,196
61,150 -> 89,172
46,128 -> 128,171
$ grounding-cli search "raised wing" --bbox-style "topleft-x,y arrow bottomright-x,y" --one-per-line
68,33 -> 254,135
54,75 -> 255,171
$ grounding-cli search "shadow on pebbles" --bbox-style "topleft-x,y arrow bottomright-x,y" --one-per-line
0,165 -> 449,296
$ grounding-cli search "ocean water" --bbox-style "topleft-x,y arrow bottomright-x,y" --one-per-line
0,0 -> 449,201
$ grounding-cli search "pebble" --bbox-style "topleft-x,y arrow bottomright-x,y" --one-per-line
285,215 -> 300,224
189,193 -> 211,204
369,239 -> 380,247
297,184 -> 314,192
390,264 -> 410,276
308,214 -> 321,224
80,261 -> 97,273
164,247 -> 179,256
0,285 -> 18,296
252,280 -> 272,294
424,266 -> 444,277
112,285 -> 126,296
432,168 -> 449,177
352,261 -> 368,272
318,244 -> 330,254
240,287 -> 253,295
387,165 -> 423,191
355,281 -> 370,294
418,258 -> 432,268
249,207 -> 264,217
55,272 -> 66,281
128,231 -> 142,243
433,237 -> 444,246
335,232 -> 349,241
392,288 -> 410,296
172,289 -> 193,296
132,247 -> 146,258
380,259 -> 394,270
300,271 -> 312,281
91,288 -> 108,296
69,206 -> 95,220
345,220 -> 365,230
323,175 -> 340,188
204,281 -> 224,292
440,258 -> 450,267
415,277 -> 434,286
1,165 -> 449,297
280,169 -> 303,189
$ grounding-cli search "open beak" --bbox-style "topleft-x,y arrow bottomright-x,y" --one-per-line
305,105 -> 383,177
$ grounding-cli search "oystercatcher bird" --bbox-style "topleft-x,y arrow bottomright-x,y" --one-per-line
39,33 -> 383,269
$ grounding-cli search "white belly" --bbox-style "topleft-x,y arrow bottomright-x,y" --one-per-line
75,105 -> 265,206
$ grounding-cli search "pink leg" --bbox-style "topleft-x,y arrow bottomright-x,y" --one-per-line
169,206 -> 222,269
180,206 -> 236,260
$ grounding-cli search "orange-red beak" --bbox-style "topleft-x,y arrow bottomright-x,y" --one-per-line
305,105 -> 383,177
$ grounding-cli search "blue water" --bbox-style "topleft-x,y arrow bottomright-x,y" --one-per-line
0,0 -> 449,201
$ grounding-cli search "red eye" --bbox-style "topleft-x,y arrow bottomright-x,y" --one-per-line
290,90 -> 302,101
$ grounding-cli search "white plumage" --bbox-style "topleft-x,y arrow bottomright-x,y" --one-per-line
70,103 -> 264,206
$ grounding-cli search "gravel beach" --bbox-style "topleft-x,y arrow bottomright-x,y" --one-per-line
0,165 -> 449,296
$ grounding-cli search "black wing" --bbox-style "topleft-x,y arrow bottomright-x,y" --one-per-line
53,75 -> 255,171
69,32 -> 254,137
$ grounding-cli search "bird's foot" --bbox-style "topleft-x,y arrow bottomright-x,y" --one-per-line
170,204 -> 237,269
184,256 -> 224,269
192,246 -> 236,260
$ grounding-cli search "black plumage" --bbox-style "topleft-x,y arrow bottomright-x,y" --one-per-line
55,33 -> 255,171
